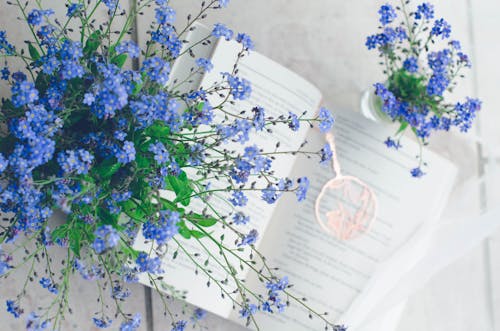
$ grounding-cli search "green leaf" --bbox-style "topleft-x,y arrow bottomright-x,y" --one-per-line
186,213 -> 217,227
121,199 -> 149,222
395,121 -> 409,135
190,230 -> 206,239
121,243 -> 140,260
132,81 -> 143,96
159,197 -> 178,211
69,230 -> 81,257
135,155 -> 151,170
84,31 -> 101,56
97,207 -> 118,226
168,172 -> 193,207
28,43 -> 40,61
111,54 -> 128,68
94,158 -> 121,179
177,221 -> 192,239
130,177 -> 152,201
145,122 -> 171,139
51,224 -> 69,241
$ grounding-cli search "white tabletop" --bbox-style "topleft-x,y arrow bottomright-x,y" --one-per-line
1,1 -> 499,330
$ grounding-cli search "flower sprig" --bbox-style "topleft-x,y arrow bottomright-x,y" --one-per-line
0,1 -> 343,330
366,1 -> 481,177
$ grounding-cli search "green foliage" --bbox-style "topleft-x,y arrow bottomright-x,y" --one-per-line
28,43 -> 40,61
167,172 -> 193,206
83,31 -> 102,56
93,158 -> 122,179
111,53 -> 128,68
186,213 -> 218,227
388,69 -> 427,104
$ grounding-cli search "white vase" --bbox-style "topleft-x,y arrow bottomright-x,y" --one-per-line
360,87 -> 392,124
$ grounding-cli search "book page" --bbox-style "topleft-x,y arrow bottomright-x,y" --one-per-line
236,109 -> 457,329
135,34 -> 323,318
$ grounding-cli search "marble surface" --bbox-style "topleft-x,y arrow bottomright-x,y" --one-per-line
1,1 -> 499,330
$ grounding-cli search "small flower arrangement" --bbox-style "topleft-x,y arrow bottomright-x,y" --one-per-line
0,1 -> 343,330
366,1 -> 481,177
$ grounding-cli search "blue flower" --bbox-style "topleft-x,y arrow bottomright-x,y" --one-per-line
57,149 -> 94,174
458,52 -> 472,67
142,57 -> 171,85
296,177 -> 309,202
365,35 -> 380,50
403,57 -> 419,73
252,106 -> 265,130
27,9 -> 54,26
26,312 -> 50,331
115,40 -> 140,58
266,276 -> 289,295
0,260 -> 10,275
1,67 -> 9,80
102,0 -> 119,11
41,56 -> 60,74
427,49 -> 451,73
0,153 -> 8,173
151,25 -> 182,58
60,40 -> 83,60
239,229 -> 258,246
92,225 -> 120,254
320,143 -> 333,164
384,137 -> 401,149
262,186 -> 280,204
6,300 -> 23,318
12,81 -> 39,107
191,308 -> 207,322
431,18 -> 452,39
60,60 -> 85,80
288,112 -> 300,131
318,107 -> 334,132
233,212 -> 250,225
378,4 -> 397,25
415,3 -> 434,20
136,253 -> 163,274
374,83 -> 397,116
212,23 -> 233,41
195,58 -> 213,72
453,98 -> 481,132
450,40 -> 461,50
116,141 -> 136,164
0,30 -> 15,54
39,277 -> 58,294
217,0 -> 230,7
183,102 -> 213,126
187,143 -> 204,166
236,33 -> 254,50
239,303 -> 258,318
67,3 -> 83,17
427,73 -> 449,96
410,167 -> 425,178
142,210 -> 180,244
92,317 -> 113,328
229,191 -> 248,207
171,320 -> 187,331
224,73 -> 252,100
119,314 -> 141,331
155,6 -> 176,25
148,141 -> 170,164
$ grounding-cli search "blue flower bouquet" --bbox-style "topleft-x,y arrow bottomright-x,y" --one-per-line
365,1 -> 481,177
0,1 -> 342,330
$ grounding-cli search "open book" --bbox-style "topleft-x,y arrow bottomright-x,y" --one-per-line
134,24 -> 457,330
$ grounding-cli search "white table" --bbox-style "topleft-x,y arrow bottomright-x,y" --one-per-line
1,1 -> 499,330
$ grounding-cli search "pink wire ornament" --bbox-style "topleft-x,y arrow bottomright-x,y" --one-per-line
315,132 -> 378,240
